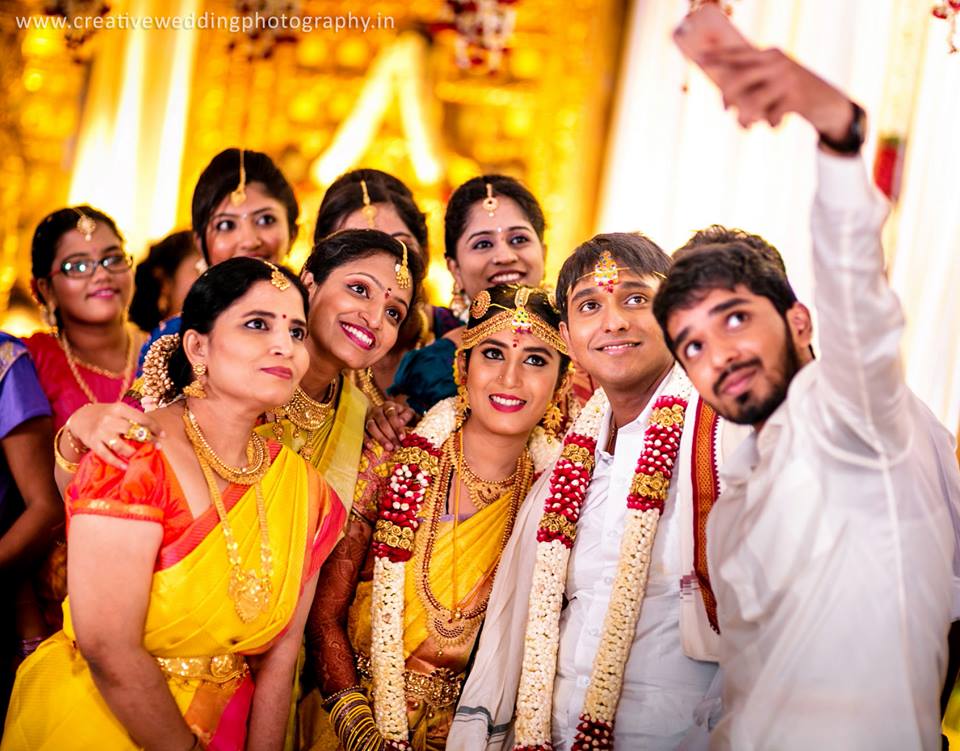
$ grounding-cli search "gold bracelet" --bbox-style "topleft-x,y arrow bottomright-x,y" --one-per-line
322,683 -> 364,709
63,424 -> 89,455
54,426 -> 80,474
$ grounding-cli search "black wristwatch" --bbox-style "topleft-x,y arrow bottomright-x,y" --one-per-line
818,101 -> 866,155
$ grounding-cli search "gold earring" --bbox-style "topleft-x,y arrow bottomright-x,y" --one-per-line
455,383 -> 469,427
183,362 -> 207,399
541,399 -> 563,439
453,348 -> 469,426
541,369 -> 572,439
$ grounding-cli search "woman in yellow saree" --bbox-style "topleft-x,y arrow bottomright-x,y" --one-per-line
3,257 -> 343,751
62,229 -> 424,525
301,285 -> 570,751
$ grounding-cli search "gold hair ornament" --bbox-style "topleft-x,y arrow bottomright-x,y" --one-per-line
482,182 -> 499,216
470,289 -> 491,319
230,150 -> 247,206
394,239 -> 411,290
360,179 -> 378,227
263,260 -> 290,290
73,209 -> 96,241
461,286 -> 567,355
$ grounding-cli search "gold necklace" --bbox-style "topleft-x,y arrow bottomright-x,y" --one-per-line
59,328 -> 136,404
184,408 -> 268,485
274,379 -> 338,461
182,410 -> 273,623
453,430 -> 520,509
357,367 -> 385,407
413,432 -> 532,651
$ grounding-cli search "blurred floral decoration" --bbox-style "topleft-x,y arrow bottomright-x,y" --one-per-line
931,1 -> 960,52
44,0 -> 109,53
230,0 -> 300,59
438,0 -> 519,72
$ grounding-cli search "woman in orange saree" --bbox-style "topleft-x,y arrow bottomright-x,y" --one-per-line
2,257 -> 343,751
301,285 -> 571,751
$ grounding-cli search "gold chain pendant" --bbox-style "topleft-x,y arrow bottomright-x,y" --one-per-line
228,568 -> 272,623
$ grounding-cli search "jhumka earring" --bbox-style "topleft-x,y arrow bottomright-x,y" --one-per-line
541,368 -> 572,440
183,362 -> 207,399
360,179 -> 378,227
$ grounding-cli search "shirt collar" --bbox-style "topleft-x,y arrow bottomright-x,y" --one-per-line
595,363 -> 685,459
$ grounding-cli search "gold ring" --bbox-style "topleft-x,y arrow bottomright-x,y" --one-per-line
107,437 -> 119,449
124,422 -> 152,443
384,406 -> 397,415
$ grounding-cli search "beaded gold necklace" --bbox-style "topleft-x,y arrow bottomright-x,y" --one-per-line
59,327 -> 136,404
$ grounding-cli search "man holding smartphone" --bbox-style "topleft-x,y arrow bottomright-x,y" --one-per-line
654,39 -> 960,751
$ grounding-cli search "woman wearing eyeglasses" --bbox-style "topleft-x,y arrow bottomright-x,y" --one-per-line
26,206 -> 144,430
23,205 -> 144,634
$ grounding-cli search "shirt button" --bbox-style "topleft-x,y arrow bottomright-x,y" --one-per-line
577,676 -> 590,688
603,577 -> 613,585
589,628 -> 600,637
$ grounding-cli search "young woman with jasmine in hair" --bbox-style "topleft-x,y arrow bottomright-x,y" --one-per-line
2,257 -> 344,751
314,169 -> 459,407
299,284 -> 570,751
61,147 -> 299,481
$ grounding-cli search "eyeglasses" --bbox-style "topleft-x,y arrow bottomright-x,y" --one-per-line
53,253 -> 133,279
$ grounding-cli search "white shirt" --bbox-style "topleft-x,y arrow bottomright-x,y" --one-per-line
552,368 -> 717,750
708,152 -> 960,751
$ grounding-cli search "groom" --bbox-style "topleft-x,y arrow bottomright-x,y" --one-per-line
448,232 -> 749,750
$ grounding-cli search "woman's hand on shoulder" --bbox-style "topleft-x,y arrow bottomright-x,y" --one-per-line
65,402 -> 165,471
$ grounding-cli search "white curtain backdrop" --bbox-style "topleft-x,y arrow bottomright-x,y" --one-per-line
598,0 -> 959,433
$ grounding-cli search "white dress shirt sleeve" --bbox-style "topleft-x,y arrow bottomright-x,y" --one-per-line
809,150 -> 910,454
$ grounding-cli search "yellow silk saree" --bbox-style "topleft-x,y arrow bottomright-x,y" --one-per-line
260,375 -> 368,519
2,441 -> 344,751
345,486 -> 522,751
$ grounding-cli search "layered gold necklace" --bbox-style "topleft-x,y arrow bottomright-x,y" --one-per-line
413,430 -> 532,651
59,327 -> 137,404
274,379 -> 338,461
183,408 -> 273,623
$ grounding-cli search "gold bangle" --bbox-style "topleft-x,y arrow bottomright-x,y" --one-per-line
322,684 -> 364,709
63,424 -> 89,456
54,426 -> 80,474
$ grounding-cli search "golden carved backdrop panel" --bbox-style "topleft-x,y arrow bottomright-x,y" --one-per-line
0,0 -> 625,326
180,0 -> 626,302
